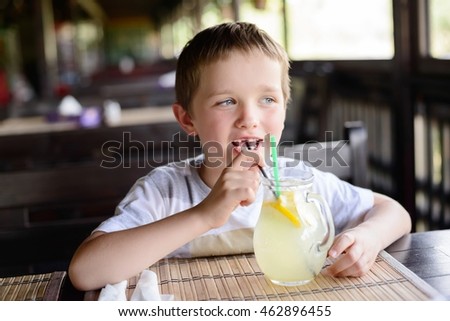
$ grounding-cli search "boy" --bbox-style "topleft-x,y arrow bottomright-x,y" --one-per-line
69,22 -> 411,291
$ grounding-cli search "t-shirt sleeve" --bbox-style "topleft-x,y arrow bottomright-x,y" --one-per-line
310,167 -> 374,233
93,172 -> 166,234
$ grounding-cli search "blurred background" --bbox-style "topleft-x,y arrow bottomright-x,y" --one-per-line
0,0 -> 449,276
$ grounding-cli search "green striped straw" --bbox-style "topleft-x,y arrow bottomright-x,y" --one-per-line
270,134 -> 281,198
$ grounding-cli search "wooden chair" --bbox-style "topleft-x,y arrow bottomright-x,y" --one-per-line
280,121 -> 369,188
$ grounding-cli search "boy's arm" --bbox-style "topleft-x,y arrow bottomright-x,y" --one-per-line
68,152 -> 260,291
69,205 -> 212,291
324,192 -> 412,277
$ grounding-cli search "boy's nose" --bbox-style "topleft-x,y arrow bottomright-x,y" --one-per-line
235,105 -> 259,129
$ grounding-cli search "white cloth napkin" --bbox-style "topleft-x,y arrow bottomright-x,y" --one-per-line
98,270 -> 173,301
130,270 -> 162,301
98,280 -> 128,301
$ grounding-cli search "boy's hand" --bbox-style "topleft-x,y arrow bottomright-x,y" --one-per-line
323,227 -> 381,277
197,151 -> 260,229
323,193 -> 411,278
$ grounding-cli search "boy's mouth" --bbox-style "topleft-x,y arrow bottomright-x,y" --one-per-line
231,139 -> 263,150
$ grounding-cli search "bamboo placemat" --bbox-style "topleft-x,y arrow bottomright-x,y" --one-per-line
86,251 -> 443,301
0,271 -> 66,301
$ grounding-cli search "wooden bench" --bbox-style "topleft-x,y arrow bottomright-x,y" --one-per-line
0,122 -> 200,276
0,164 -> 150,272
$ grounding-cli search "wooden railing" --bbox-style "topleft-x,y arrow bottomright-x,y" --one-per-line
414,101 -> 450,230
289,62 -> 450,232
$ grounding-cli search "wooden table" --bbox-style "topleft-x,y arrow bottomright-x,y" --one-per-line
386,229 -> 450,299
79,229 -> 450,301
0,106 -> 175,136
2,229 -> 449,300
83,251 -> 443,301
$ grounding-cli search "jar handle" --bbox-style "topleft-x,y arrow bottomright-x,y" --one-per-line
306,192 -> 335,252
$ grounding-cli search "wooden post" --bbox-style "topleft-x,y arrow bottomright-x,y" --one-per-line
392,0 -> 417,229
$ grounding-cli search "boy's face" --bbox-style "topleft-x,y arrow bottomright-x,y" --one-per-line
184,50 -> 286,167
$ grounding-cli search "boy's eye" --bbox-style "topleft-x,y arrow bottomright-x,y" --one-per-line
219,98 -> 235,106
262,97 -> 275,104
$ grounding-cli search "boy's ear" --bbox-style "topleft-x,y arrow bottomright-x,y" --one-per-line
172,103 -> 196,135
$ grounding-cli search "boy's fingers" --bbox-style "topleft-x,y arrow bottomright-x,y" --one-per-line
328,233 -> 355,258
229,149 -> 259,170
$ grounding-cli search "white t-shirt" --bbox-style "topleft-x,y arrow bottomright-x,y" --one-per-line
94,156 -> 373,257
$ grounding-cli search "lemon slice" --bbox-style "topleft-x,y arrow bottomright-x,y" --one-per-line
271,199 -> 301,228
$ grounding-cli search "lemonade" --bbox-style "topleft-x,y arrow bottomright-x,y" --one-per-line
253,182 -> 334,286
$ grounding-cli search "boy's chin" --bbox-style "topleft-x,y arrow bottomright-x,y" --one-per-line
235,147 -> 265,165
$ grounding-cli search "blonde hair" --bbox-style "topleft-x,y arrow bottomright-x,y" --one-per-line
175,22 -> 291,113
